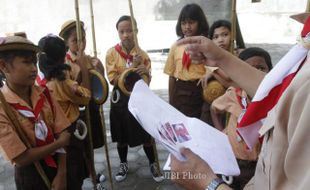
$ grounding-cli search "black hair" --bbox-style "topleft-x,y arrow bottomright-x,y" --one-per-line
0,50 -> 37,85
209,20 -> 231,39
116,15 -> 137,30
0,50 -> 37,64
176,3 -> 209,38
38,35 -> 71,81
238,47 -> 273,71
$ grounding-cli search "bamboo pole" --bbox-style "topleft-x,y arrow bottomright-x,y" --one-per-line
74,0 -> 82,46
127,0 -> 161,175
128,0 -> 140,53
89,0 -> 97,58
74,1 -> 97,189
230,0 -> 237,54
99,108 -> 114,190
88,1 -> 114,189
0,91 -> 51,189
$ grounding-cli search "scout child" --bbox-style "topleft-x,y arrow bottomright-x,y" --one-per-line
105,15 -> 163,182
38,34 -> 92,190
164,3 -> 209,119
0,36 -> 71,190
59,20 -> 107,186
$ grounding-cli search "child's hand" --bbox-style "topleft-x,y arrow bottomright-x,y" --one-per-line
51,171 -> 66,190
133,54 -> 143,66
57,130 -> 71,147
135,63 -> 149,76
197,73 -> 213,88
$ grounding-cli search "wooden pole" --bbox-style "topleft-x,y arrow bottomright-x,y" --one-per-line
74,1 -> 96,189
127,0 -> 161,175
74,0 -> 82,46
128,0 -> 140,52
307,0 -> 310,12
99,108 -> 114,190
0,91 -> 51,189
89,0 -> 98,58
89,0 -> 114,189
230,0 -> 237,54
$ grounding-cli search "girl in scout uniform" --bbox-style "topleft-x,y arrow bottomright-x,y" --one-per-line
164,3 -> 209,119
0,36 -> 71,190
105,15 -> 163,182
38,35 -> 91,190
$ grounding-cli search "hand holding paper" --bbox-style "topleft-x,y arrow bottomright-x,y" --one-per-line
128,80 -> 240,176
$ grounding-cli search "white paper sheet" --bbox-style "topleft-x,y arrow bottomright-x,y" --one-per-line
128,80 -> 240,176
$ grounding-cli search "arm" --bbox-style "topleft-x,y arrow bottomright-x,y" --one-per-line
76,43 -> 91,90
210,106 -> 225,131
171,148 -> 232,190
12,130 -> 70,167
177,36 -> 265,97
91,57 -> 105,76
51,153 -> 67,190
105,49 -> 120,86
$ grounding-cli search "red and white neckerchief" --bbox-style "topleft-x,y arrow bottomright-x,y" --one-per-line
36,70 -> 47,86
115,43 -> 133,68
66,52 -> 77,64
182,50 -> 191,70
236,17 -> 310,149
10,92 -> 57,168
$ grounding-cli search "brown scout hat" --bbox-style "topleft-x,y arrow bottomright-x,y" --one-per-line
59,20 -> 84,38
5,32 -> 27,39
0,36 -> 40,53
290,12 -> 310,24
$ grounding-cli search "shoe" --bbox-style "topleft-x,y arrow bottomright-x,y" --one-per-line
115,162 -> 128,182
96,183 -> 107,190
96,173 -> 106,183
150,163 -> 164,182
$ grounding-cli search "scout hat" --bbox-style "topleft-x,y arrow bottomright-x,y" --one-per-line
290,12 -> 310,24
0,36 -> 40,53
59,20 -> 84,38
290,2 -> 310,24
5,32 -> 27,39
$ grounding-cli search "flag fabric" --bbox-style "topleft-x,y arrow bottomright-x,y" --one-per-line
237,23 -> 310,149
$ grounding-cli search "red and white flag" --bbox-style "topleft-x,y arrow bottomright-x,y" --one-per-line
237,18 -> 310,149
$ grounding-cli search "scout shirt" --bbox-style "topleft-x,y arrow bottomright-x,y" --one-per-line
105,44 -> 151,84
65,50 -> 92,81
164,42 -> 206,81
0,84 -> 70,163
46,71 -> 91,123
244,53 -> 310,190
211,87 -> 261,161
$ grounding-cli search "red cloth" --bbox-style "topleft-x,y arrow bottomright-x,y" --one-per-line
114,44 -> 133,63
10,91 -> 57,168
182,50 -> 191,70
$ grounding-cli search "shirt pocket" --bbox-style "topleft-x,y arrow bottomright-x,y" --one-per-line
257,119 -> 275,189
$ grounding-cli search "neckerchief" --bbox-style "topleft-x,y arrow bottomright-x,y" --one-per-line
10,91 -> 57,168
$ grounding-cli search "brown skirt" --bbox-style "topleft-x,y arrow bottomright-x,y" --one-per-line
170,79 -> 203,118
15,160 -> 57,190
110,86 -> 151,147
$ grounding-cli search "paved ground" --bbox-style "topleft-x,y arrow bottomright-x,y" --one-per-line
0,43 -> 292,190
